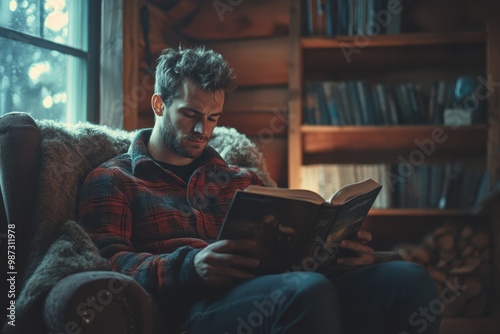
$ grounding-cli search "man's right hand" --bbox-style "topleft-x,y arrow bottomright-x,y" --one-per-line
194,239 -> 261,287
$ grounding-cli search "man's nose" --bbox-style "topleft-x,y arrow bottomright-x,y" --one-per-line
193,119 -> 208,135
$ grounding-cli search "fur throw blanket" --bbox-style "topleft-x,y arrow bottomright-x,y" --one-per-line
5,121 -> 275,334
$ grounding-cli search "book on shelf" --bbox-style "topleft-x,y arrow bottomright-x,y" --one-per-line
325,0 -> 337,36
217,178 -> 382,274
321,81 -> 342,125
429,164 -> 445,208
337,0 -> 350,36
385,0 -> 402,34
303,82 -> 321,124
305,0 -> 327,36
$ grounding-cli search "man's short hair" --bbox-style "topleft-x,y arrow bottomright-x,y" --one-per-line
154,46 -> 236,107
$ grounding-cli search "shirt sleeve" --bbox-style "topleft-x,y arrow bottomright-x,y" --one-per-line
77,167 -> 203,300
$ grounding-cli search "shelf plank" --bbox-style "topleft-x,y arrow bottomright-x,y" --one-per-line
301,125 -> 487,164
369,208 -> 470,217
301,32 -> 486,49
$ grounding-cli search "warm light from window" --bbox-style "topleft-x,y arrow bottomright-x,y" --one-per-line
9,0 -> 17,12
44,0 -> 68,32
43,95 -> 54,108
28,62 -> 51,83
45,12 -> 68,31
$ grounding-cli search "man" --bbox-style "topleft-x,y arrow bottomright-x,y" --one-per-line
78,46 -> 441,333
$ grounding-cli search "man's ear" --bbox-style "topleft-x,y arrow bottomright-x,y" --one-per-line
151,94 -> 164,116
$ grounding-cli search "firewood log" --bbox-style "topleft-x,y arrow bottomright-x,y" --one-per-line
471,233 -> 490,248
443,294 -> 466,317
461,226 -> 474,239
464,292 -> 488,317
437,234 -> 455,251
461,245 -> 474,257
463,278 -> 482,300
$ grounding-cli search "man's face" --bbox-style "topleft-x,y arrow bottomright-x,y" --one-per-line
159,80 -> 225,162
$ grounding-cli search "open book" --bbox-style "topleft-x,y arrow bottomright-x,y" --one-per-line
217,178 -> 382,274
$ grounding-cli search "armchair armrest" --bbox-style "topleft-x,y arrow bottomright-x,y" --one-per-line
44,271 -> 156,334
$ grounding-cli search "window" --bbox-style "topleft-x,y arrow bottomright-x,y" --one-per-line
0,0 -> 100,123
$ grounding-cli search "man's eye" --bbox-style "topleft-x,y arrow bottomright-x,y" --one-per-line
208,116 -> 219,123
183,110 -> 197,118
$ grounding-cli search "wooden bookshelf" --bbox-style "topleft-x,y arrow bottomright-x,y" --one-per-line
288,0 -> 500,331
288,1 -> 490,188
301,125 -> 487,164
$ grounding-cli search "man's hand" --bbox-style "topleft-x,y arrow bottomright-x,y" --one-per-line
194,239 -> 261,287
336,229 -> 375,267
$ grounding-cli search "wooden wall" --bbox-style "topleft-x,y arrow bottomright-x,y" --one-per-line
204,0 -> 290,187
123,0 -> 291,187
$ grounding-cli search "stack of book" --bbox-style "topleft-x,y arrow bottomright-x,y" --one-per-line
303,77 -> 487,126
304,0 -> 402,37
300,163 -> 490,209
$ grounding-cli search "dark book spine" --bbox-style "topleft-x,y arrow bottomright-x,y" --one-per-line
325,0 -> 337,36
306,0 -> 318,36
338,0 -> 350,35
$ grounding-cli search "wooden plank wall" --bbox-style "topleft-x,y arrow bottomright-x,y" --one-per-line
192,0 -> 290,186
127,0 -> 291,186
123,0 -> 179,130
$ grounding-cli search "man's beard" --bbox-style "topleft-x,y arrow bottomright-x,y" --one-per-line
161,115 -> 208,160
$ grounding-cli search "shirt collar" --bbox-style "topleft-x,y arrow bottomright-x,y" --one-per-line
129,128 -> 230,176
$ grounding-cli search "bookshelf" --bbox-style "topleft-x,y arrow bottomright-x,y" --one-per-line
288,4 -> 489,188
288,0 -> 500,331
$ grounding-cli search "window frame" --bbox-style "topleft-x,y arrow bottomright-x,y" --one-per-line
0,1 -> 102,123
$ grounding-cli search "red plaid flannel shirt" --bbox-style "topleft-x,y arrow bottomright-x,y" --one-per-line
78,129 -> 263,300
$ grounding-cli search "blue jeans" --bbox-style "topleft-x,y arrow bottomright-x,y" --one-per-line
182,261 -> 441,334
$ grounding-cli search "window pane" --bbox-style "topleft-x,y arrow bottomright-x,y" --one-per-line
0,1 -> 87,51
0,0 -> 41,37
0,36 -> 87,123
43,0 -> 87,50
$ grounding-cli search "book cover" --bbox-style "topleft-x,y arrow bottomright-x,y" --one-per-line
217,179 -> 382,274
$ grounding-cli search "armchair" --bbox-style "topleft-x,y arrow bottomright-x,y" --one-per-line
0,111 -> 275,334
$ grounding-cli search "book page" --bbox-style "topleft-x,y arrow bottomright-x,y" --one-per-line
244,185 -> 326,205
327,178 -> 382,206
